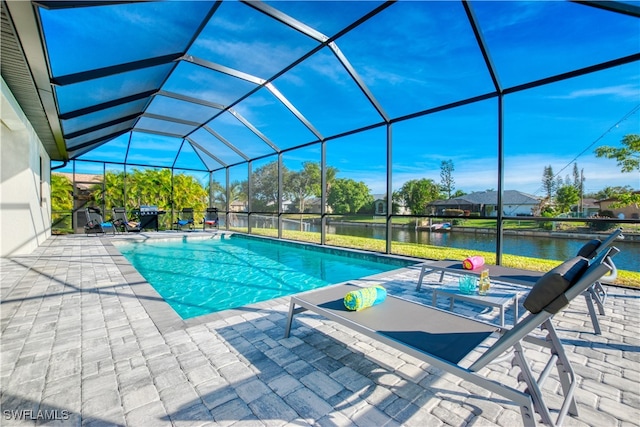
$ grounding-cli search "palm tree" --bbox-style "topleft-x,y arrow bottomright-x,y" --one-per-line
51,173 -> 73,230
172,173 -> 208,216
206,179 -> 225,209
103,170 -> 125,212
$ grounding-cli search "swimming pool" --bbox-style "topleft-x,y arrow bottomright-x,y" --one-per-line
115,235 -> 416,319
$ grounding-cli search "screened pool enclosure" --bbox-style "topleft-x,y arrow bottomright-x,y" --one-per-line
4,0 -> 639,262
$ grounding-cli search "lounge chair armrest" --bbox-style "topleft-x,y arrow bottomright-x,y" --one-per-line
599,257 -> 618,284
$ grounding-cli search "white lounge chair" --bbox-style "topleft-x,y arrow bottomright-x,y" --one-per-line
284,246 -> 619,426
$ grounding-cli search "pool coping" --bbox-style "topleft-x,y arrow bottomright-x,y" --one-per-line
104,231 -> 424,334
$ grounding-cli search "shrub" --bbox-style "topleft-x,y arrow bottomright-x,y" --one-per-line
589,210 -> 619,231
541,211 -> 554,231
443,209 -> 464,217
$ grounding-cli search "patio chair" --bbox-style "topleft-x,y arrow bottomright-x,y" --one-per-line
202,207 -> 219,230
83,207 -> 115,235
284,246 -> 620,427
415,228 -> 623,334
112,207 -> 141,232
173,208 -> 194,231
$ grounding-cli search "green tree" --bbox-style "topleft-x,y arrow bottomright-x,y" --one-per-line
571,163 -> 585,214
250,161 -> 287,212
51,173 -> 73,230
440,160 -> 455,198
327,178 -> 373,214
172,173 -> 207,213
397,179 -> 441,215
126,169 -> 172,211
595,134 -> 640,173
102,169 -> 208,228
284,162 -> 338,213
79,168 -> 213,230
555,185 -> 580,214
391,191 -> 404,214
213,181 -> 241,210
206,178 -> 225,209
324,164 -> 338,193
285,169 -> 316,214
88,179 -> 108,215
594,134 -> 640,207
572,163 -> 581,189
224,180 -> 248,211
542,165 -> 555,199
103,171 -> 125,211
51,173 -> 73,212
588,186 -> 633,200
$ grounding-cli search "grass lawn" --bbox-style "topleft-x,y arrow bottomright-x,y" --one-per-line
327,216 -> 640,234
235,227 -> 640,288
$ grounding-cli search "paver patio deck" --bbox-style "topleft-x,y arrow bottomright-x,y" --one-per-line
1,233 -> 638,427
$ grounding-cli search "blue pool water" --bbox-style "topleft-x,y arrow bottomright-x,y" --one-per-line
115,235 -> 415,319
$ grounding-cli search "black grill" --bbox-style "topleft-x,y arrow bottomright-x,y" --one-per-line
137,205 -> 164,231
140,205 -> 159,215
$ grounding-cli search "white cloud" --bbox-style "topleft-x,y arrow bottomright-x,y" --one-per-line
498,154 -> 637,196
476,2 -> 545,34
209,111 -> 245,129
308,50 -> 349,85
360,65 -> 428,89
343,152 -> 639,198
194,38 -> 307,79
551,84 -> 640,100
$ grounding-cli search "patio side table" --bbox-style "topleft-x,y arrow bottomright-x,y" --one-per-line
432,285 -> 520,327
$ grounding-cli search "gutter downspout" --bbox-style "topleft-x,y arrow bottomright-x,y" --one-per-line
51,160 -> 68,170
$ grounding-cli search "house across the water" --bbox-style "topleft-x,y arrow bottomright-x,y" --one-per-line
428,190 -> 541,217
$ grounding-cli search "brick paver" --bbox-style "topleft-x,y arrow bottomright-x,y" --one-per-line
1,233 -> 638,426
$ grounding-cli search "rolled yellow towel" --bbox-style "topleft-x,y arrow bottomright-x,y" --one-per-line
343,286 -> 387,311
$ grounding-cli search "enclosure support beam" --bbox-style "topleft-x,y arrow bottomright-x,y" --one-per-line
386,123 -> 393,255
496,96 -> 505,265
465,0 -> 506,265
247,161 -> 253,235
278,153 -> 284,240
225,168 -> 230,231
321,141 -> 327,246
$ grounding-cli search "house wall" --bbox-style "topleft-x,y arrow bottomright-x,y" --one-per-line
599,200 -> 640,220
0,78 -> 51,257
503,204 -> 536,216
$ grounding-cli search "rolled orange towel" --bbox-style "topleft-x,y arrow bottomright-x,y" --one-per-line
463,256 -> 485,270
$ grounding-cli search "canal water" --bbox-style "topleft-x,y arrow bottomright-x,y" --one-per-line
322,223 -> 638,272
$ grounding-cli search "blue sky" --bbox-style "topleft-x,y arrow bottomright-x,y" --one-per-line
44,1 -> 640,199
